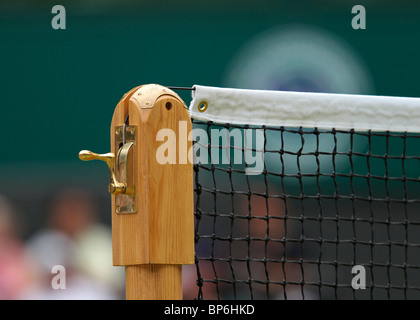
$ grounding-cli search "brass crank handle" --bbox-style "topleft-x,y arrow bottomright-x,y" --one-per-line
78,150 -> 126,195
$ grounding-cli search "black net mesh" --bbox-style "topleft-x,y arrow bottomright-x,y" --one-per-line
191,119 -> 420,300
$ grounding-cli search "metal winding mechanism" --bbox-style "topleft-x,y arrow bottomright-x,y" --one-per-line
79,124 -> 137,214
78,150 -> 127,195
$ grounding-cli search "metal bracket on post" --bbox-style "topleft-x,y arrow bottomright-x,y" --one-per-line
79,126 -> 137,214
114,125 -> 136,214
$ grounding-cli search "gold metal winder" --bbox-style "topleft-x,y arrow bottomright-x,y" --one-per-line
78,125 -> 137,214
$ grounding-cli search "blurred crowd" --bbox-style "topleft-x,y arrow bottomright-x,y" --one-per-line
0,185 -> 319,300
182,181 -> 320,300
0,189 -> 125,300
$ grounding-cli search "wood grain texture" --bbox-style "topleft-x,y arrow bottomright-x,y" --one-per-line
111,85 -> 148,265
111,84 -> 194,267
125,265 -> 182,300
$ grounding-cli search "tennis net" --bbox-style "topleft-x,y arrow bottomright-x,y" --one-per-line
188,85 -> 420,300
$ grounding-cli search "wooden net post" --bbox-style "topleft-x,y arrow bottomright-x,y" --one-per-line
81,84 -> 194,300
